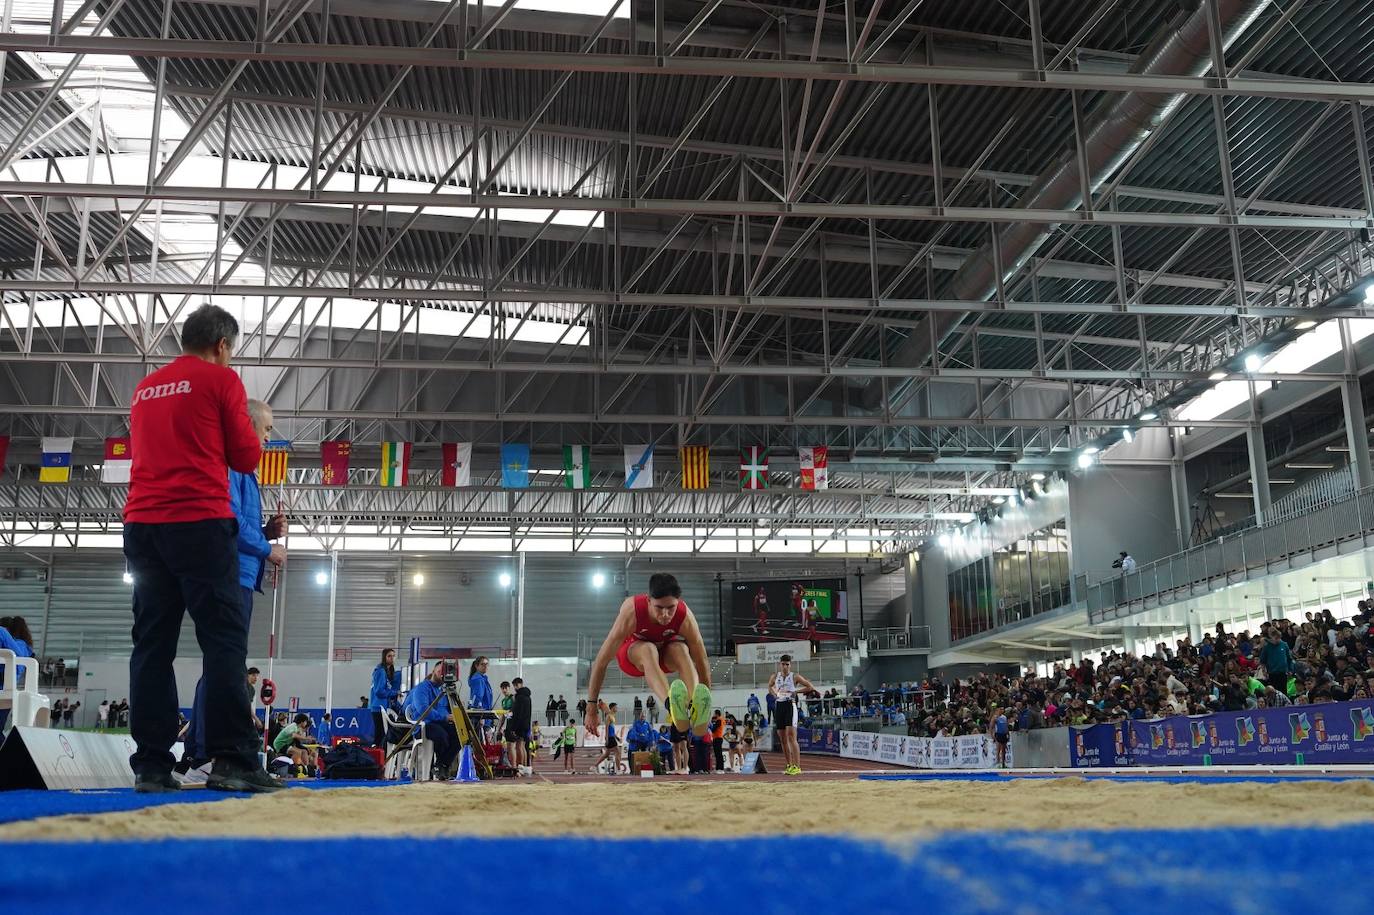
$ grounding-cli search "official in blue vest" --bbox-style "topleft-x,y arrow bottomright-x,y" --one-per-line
626,715 -> 655,754
370,648 -> 402,747
181,399 -> 285,767
404,661 -> 460,777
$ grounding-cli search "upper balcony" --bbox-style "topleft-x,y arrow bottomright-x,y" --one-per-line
1077,485 -> 1374,623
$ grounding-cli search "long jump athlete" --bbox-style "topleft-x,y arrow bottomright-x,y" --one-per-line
585,573 -> 713,738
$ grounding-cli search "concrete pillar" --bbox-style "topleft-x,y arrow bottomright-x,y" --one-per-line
1170,453 -> 1193,550
1339,319 -> 1373,490
1187,610 -> 1203,644
1246,376 -> 1272,524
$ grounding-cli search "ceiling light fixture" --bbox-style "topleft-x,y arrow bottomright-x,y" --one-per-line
1138,411 -> 1158,421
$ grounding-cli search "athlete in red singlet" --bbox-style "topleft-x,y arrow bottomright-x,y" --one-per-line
585,573 -> 713,738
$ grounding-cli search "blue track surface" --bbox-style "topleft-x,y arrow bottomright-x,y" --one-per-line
0,780 -> 399,825
3,827 -> 1372,915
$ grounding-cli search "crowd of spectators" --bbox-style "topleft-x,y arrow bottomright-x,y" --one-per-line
900,603 -> 1374,738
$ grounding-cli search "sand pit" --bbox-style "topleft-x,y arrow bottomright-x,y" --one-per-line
8,776 -> 1374,841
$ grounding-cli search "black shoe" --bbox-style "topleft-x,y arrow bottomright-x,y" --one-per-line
134,772 -> 181,794
206,759 -> 287,793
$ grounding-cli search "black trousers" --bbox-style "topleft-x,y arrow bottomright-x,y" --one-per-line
184,586 -> 255,761
372,710 -> 388,748
125,519 -> 259,776
425,719 -> 460,773
713,739 -> 725,771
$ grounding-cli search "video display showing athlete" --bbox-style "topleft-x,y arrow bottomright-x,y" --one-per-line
584,573 -> 713,739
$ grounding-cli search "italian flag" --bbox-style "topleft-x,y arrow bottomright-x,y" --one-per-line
380,441 -> 411,487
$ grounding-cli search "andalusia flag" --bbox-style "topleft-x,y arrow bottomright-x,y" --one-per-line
380,441 -> 411,487
563,445 -> 592,489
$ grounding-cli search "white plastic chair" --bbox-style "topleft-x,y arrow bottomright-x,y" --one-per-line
381,707 -> 434,780
0,649 -> 50,733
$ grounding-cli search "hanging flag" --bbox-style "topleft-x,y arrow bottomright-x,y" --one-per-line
0,435 -> 8,478
799,445 -> 828,491
102,437 -> 132,484
624,445 -> 654,490
379,441 -> 411,487
501,444 -> 530,489
258,440 -> 291,486
39,436 -> 74,484
740,446 -> 770,490
321,440 -> 351,486
680,446 -> 709,490
563,444 -> 592,490
442,442 -> 472,487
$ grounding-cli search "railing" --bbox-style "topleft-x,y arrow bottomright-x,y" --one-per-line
578,654 -> 850,690
863,626 -> 931,651
1079,484 -> 1374,622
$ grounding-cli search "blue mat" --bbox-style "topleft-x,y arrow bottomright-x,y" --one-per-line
860,772 -> 1374,784
2,826 -> 1371,914
0,779 -> 403,825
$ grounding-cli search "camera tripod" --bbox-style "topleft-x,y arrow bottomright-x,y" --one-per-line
382,666 -> 492,780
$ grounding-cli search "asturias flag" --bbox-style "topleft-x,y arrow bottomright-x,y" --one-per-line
501,444 -> 530,488
379,441 -> 411,487
40,436 -> 74,484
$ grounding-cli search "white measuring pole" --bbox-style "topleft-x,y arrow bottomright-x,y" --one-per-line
516,550 -> 527,679
323,549 -> 339,715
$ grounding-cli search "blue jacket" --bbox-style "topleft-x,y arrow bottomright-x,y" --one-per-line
0,626 -> 31,688
230,470 -> 273,592
370,665 -> 401,711
468,672 -> 494,710
317,714 -> 333,747
627,718 -> 655,749
404,678 -> 451,724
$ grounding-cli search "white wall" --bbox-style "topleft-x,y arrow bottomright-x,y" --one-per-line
1067,464 -> 1180,580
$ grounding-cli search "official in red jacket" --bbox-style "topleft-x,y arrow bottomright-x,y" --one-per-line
123,304 -> 283,794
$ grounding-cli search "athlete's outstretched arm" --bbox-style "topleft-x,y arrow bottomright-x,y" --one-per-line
681,611 -> 712,688
584,597 -> 635,733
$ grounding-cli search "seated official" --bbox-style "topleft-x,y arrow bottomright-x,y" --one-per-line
404,661 -> 460,778
271,713 -> 318,772
626,715 -> 655,754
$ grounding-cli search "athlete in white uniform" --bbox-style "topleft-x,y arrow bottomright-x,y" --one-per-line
768,654 -> 815,776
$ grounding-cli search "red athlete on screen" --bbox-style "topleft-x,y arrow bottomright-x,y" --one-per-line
790,583 -> 804,626
752,586 -> 770,635
584,573 -> 714,739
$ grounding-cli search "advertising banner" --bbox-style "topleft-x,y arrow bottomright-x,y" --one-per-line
737,640 -> 812,664
1109,699 -> 1374,766
839,730 -> 881,761
1069,721 -> 1133,767
839,730 -> 1005,769
796,726 -> 839,754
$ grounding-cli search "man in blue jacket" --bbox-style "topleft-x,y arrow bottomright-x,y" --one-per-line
626,713 -> 655,755
180,399 -> 285,768
404,661 -> 460,778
